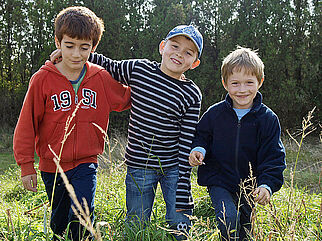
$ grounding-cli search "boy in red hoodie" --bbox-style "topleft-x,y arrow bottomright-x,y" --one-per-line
13,6 -> 130,240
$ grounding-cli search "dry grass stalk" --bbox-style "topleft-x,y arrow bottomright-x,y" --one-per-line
238,164 -> 258,240
23,201 -> 49,215
217,201 -> 233,241
157,224 -> 190,240
187,215 -> 220,240
92,122 -> 112,164
286,106 -> 317,175
246,107 -> 320,240
5,209 -> 9,239
6,209 -> 15,238
285,107 -> 317,236
267,202 -> 283,234
45,99 -> 104,240
49,150 -> 101,240
93,122 -> 127,175
50,100 -> 83,211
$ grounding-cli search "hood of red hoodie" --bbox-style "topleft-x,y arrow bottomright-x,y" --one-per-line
40,60 -> 104,80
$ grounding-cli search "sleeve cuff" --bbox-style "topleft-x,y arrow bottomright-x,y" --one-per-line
259,184 -> 272,196
20,162 -> 36,177
190,146 -> 206,158
88,52 -> 93,62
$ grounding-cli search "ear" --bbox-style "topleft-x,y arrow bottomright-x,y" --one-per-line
258,77 -> 264,88
91,45 -> 97,53
159,40 -> 166,55
55,36 -> 61,49
190,59 -> 200,69
221,78 -> 228,91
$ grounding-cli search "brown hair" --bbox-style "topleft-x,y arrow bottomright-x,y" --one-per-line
55,6 -> 104,48
221,46 -> 264,84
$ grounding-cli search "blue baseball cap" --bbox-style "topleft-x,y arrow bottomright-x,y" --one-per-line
165,25 -> 203,58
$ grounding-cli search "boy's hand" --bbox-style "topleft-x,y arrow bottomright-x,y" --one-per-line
50,49 -> 62,64
21,174 -> 37,192
253,187 -> 270,205
189,151 -> 204,166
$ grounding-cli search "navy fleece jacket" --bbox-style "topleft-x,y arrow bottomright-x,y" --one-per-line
192,92 -> 286,194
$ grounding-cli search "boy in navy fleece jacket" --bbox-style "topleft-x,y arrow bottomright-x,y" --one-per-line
189,46 -> 286,240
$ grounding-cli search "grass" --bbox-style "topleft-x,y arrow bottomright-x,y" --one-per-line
0,153 -> 16,174
283,137 -> 321,193
0,108 -> 321,240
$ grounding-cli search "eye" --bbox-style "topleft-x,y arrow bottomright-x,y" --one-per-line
66,45 -> 73,49
186,51 -> 193,56
81,47 -> 89,51
172,44 -> 178,49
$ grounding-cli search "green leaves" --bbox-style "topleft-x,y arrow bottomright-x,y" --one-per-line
0,0 -> 320,130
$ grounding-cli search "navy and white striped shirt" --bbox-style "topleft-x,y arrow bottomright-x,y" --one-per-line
89,54 -> 202,209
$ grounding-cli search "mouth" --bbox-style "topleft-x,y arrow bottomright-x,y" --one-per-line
71,60 -> 82,64
237,95 -> 248,99
171,58 -> 181,65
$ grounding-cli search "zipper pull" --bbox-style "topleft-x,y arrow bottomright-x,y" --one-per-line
237,119 -> 241,128
75,95 -> 78,104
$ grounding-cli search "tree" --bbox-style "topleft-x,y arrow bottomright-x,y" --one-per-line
0,0 -> 320,130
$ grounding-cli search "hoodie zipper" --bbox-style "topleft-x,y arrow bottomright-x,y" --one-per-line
74,83 -> 80,161
235,118 -> 241,180
73,73 -> 88,161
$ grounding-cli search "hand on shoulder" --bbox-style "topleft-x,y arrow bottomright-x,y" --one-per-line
50,49 -> 62,64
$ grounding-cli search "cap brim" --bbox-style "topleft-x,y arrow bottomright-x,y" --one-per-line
166,33 -> 201,58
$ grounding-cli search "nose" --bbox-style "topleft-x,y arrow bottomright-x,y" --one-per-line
238,83 -> 247,92
176,51 -> 183,58
72,48 -> 81,57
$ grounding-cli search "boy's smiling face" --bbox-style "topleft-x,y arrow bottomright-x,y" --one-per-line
159,35 -> 200,80
223,67 -> 263,109
55,35 -> 95,73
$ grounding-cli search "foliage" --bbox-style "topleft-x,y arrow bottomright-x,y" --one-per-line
0,0 -> 320,130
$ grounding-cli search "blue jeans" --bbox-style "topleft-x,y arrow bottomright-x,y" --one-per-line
125,166 -> 191,240
208,186 -> 252,241
41,163 -> 98,241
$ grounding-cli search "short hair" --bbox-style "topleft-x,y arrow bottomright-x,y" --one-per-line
221,46 -> 264,83
55,6 -> 104,48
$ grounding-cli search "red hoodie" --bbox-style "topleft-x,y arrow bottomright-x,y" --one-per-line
13,61 -> 131,177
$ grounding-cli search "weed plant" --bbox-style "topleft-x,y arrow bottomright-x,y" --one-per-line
0,107 -> 321,240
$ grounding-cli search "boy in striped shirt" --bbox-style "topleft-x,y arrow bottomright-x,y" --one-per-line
53,25 -> 203,240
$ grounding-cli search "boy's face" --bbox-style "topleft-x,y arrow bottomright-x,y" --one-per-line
223,67 -> 262,109
55,35 -> 95,72
159,35 -> 200,79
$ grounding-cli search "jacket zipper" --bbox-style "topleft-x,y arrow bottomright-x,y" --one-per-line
235,119 -> 241,180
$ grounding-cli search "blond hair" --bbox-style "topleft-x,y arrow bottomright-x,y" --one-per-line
221,46 -> 264,83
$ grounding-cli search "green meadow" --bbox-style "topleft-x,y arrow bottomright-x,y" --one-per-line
0,112 -> 321,240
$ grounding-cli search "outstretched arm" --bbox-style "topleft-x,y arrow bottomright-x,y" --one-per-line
50,49 -> 135,86
88,53 -> 135,86
176,100 -> 201,211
